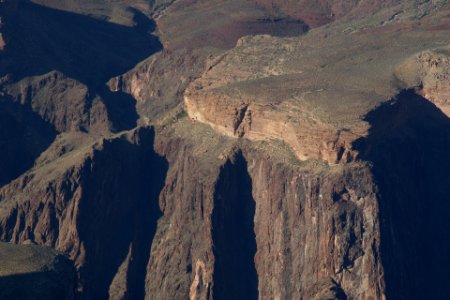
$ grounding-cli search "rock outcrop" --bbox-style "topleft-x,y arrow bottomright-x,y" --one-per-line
396,49 -> 450,117
184,2 -> 450,164
0,127 -> 167,299
0,1 -> 449,299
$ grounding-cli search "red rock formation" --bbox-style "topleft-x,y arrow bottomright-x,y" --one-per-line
0,1 -> 449,300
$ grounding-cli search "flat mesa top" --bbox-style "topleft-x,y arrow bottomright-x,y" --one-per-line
192,5 -> 449,125
184,2 -> 450,163
0,242 -> 62,276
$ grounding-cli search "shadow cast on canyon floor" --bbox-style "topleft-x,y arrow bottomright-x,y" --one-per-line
0,1 -> 161,87
1,1 -> 162,132
212,151 -> 258,300
97,86 -> 140,133
0,96 -> 56,188
353,90 -> 450,299
0,269 -> 75,299
77,128 -> 167,300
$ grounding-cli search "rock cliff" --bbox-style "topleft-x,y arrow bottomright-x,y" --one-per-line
0,0 -> 449,299
184,1 -> 450,164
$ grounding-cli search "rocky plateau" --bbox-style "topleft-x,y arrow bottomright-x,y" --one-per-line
0,0 -> 449,299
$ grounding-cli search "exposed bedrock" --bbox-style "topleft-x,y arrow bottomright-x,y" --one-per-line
3,91 -> 450,299
251,0 -> 395,26
396,49 -> 450,117
0,127 -> 168,299
353,90 -> 450,299
155,0 -> 309,50
144,137 -> 384,299
0,1 -> 161,87
0,2 -> 448,298
108,47 -> 213,123
147,90 -> 450,299
184,90 -> 361,164
144,135 -> 219,300
76,128 -> 167,299
251,0 -> 448,27
245,152 -> 382,299
0,0 -> 162,134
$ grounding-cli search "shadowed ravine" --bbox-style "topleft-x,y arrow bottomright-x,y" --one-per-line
212,152 -> 258,300
0,1 -> 161,87
0,1 -> 449,299
354,90 -> 450,299
0,0 -> 162,132
77,128 -> 167,299
0,271 -> 75,299
0,96 -> 56,188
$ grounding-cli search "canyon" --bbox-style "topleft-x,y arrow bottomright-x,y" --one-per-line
0,0 -> 449,299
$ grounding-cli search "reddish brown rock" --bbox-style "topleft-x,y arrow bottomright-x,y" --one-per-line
0,1 -> 449,300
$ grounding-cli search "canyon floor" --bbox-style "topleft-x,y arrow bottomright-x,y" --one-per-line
0,0 -> 450,299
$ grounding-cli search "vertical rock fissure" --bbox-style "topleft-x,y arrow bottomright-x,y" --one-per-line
77,128 -> 168,299
211,151 -> 258,300
124,142 -> 166,300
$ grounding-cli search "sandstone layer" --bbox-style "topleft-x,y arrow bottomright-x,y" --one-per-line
185,1 -> 450,164
0,0 -> 449,299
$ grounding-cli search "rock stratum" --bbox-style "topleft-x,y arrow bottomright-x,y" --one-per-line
0,0 -> 449,299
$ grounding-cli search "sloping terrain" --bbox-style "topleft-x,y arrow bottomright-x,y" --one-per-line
0,0 -> 449,299
156,0 -> 309,49
0,242 -> 75,299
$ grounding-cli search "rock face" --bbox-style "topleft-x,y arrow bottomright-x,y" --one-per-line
239,151 -> 382,300
140,132 -> 384,300
396,49 -> 450,117
353,90 -> 450,299
184,1 -> 450,164
0,127 -> 168,299
0,0 -> 449,299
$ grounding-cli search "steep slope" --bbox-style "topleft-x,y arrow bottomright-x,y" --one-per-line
143,119 -> 385,299
0,0 -> 162,137
0,94 -> 56,187
30,0 -> 150,25
179,1 -> 450,298
0,0 -> 449,299
0,1 -> 161,86
353,90 -> 450,299
0,127 -> 168,299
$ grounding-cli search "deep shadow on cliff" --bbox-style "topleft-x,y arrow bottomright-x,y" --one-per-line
1,0 -> 162,132
212,151 -> 258,300
0,271 -> 73,300
0,96 -> 56,188
0,1 -> 161,87
77,128 -> 167,299
97,86 -> 140,133
353,90 -> 450,299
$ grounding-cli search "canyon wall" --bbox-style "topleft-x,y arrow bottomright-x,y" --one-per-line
0,0 -> 449,299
